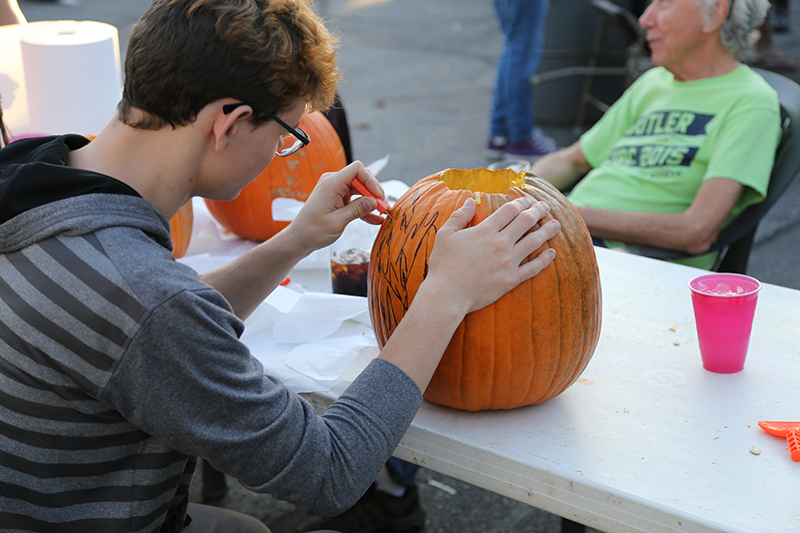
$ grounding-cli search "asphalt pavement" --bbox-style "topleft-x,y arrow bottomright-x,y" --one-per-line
14,0 -> 800,531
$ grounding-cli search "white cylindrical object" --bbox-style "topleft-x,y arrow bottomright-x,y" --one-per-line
0,24 -> 31,136
20,20 -> 122,136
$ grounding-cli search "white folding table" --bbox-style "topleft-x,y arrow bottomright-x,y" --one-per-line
297,247 -> 800,533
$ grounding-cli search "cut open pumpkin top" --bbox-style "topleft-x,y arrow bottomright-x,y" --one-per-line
439,168 -> 527,194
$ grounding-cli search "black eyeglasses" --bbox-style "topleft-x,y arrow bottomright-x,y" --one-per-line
222,102 -> 310,157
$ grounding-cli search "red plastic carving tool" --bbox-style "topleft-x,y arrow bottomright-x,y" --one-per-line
758,421 -> 800,462
350,178 -> 389,214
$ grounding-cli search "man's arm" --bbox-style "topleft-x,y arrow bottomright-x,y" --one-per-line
530,141 -> 593,191
577,177 -> 743,254
531,139 -> 745,254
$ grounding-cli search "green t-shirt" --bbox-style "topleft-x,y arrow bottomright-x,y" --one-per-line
572,65 -> 780,269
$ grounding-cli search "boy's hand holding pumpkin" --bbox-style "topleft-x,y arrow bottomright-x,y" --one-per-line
425,197 -> 560,316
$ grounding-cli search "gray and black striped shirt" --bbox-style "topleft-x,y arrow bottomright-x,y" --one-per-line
0,136 -> 422,532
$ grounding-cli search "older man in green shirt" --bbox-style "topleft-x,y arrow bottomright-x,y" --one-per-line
532,0 -> 780,269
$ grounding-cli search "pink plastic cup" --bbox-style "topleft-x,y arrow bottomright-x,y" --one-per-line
689,273 -> 761,373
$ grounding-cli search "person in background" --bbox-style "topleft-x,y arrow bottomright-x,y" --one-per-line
0,0 -> 25,25
0,1 -> 560,532
323,92 -> 354,164
485,0 -> 556,161
531,0 -> 780,270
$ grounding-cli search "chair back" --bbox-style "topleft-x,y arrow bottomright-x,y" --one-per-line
712,69 -> 800,273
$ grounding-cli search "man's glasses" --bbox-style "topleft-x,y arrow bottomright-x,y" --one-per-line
222,102 -> 310,157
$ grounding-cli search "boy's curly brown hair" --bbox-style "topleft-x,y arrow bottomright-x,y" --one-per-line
118,0 -> 339,130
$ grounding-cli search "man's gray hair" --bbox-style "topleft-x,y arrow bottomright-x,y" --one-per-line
697,0 -> 770,60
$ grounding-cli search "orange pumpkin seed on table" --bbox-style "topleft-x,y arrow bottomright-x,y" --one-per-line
368,168 -> 602,411
205,111 -> 346,242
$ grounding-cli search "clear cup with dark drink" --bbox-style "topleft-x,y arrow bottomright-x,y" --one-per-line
331,247 -> 370,297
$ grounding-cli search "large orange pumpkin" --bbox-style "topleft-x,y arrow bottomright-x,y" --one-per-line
368,168 -> 602,411
83,133 -> 193,258
205,111 -> 346,242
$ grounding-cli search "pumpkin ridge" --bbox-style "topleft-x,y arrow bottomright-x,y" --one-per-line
551,210 -> 585,398
487,298 -> 498,409
563,212 -> 600,395
454,322 -> 466,408
538,252 -> 564,405
521,268 -> 542,407
517,275 -> 536,408
533,176 -> 598,400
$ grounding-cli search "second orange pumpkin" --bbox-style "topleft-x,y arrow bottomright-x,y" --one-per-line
205,111 -> 346,242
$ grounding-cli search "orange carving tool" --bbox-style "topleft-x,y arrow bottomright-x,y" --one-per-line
758,421 -> 800,462
350,178 -> 389,214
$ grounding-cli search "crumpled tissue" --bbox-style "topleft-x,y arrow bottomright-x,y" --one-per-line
177,173 -> 411,393
178,199 -> 379,393
241,288 -> 379,393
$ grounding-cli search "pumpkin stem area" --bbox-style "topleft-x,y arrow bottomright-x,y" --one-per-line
439,168 -> 527,194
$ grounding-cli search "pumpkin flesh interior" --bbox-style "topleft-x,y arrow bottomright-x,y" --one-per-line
439,168 -> 526,194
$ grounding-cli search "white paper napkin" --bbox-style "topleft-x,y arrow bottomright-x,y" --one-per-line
241,289 -> 377,392
175,173 -> 410,393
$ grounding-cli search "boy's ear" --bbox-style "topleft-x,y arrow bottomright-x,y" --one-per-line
212,104 -> 253,152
